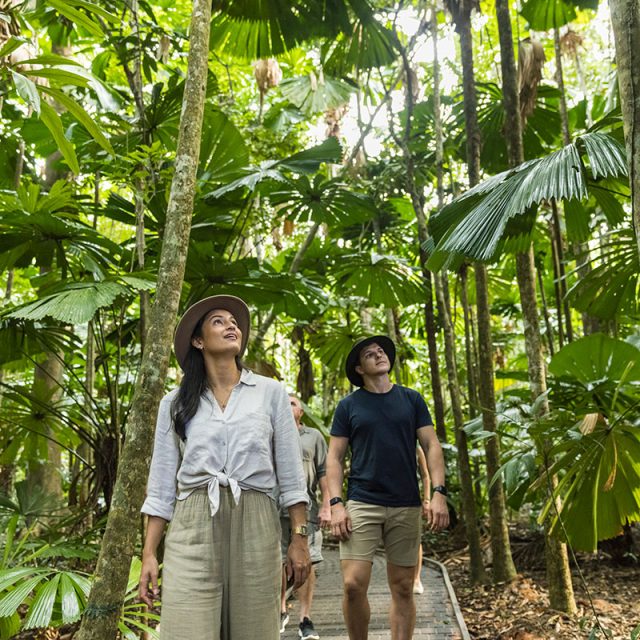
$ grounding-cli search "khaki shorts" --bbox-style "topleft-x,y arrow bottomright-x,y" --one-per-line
280,517 -> 323,563
339,500 -> 421,567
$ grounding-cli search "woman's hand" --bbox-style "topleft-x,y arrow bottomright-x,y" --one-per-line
330,503 -> 352,541
285,535 -> 311,589
138,554 -> 160,608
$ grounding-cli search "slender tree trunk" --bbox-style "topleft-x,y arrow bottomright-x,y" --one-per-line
609,0 -> 640,263
495,0 -> 576,611
75,2 -> 212,637
459,265 -> 479,417
27,351 -> 64,504
434,273 -> 487,583
453,4 -> 517,583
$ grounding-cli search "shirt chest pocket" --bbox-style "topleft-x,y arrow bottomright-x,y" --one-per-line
235,411 -> 273,453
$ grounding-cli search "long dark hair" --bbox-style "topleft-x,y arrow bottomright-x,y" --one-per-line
171,315 -> 244,441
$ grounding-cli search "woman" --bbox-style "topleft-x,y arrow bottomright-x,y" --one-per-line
138,294 -> 311,640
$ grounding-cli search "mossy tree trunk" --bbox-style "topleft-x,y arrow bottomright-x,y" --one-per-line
74,1 -> 212,637
609,0 -> 640,262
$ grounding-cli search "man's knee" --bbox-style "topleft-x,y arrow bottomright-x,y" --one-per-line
387,565 -> 415,601
343,574 -> 368,601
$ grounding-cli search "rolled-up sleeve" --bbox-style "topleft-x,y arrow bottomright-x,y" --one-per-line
272,385 -> 309,510
141,393 -> 181,521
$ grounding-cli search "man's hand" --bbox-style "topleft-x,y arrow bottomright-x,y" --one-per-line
425,492 -> 449,531
138,554 -> 160,608
330,503 -> 352,541
286,536 -> 311,590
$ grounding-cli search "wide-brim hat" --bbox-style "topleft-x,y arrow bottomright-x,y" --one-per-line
174,295 -> 250,370
345,335 -> 396,387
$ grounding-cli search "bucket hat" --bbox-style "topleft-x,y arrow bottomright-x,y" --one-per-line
174,295 -> 250,370
345,335 -> 396,387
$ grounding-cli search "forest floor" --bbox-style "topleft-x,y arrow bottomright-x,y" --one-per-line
433,525 -> 640,640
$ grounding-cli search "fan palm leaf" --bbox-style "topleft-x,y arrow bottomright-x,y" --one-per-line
427,131 -> 628,269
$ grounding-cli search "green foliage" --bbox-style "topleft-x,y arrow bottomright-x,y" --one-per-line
540,335 -> 640,550
427,132 -> 628,268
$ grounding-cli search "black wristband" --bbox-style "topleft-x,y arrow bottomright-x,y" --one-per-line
329,496 -> 344,507
432,485 -> 448,497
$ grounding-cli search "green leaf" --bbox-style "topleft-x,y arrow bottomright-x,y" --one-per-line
279,73 -> 353,115
0,35 -> 26,58
10,71 -> 41,114
40,86 -> 114,155
59,573 -> 83,624
0,574 -> 45,618
24,574 -> 61,629
427,132 -> 626,266
8,281 -> 128,324
549,333 -> 640,388
520,0 -> 598,30
39,102 -> 80,174
46,0 -> 104,37
0,612 -> 21,640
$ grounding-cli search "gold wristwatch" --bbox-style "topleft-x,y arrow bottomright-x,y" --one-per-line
292,524 -> 308,536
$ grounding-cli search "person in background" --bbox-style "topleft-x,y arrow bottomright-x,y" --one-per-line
326,336 -> 449,640
280,394 -> 331,640
138,295 -> 311,640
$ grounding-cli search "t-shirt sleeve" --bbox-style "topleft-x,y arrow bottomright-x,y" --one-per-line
314,431 -> 328,479
330,399 -> 350,438
413,392 -> 433,429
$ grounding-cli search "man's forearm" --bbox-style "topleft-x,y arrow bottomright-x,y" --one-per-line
425,440 -> 446,488
326,455 -> 344,499
318,475 -> 331,508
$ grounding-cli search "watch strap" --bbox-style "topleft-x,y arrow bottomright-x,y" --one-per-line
329,496 -> 344,507
432,485 -> 448,497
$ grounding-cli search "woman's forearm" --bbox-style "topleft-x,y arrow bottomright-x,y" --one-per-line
142,515 -> 168,558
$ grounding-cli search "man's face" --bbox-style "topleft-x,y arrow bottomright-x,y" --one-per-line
289,395 -> 304,427
355,342 -> 390,379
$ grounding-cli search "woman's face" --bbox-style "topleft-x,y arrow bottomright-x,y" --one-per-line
191,308 -> 242,357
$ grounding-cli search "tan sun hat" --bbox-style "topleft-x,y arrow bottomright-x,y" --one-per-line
173,295 -> 250,370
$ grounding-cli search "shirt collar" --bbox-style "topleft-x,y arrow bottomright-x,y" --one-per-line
240,368 -> 257,386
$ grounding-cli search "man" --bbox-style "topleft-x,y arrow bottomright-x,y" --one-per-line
326,336 -> 449,640
280,394 -> 332,640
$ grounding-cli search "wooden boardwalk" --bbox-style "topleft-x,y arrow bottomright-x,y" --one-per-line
281,548 -> 470,640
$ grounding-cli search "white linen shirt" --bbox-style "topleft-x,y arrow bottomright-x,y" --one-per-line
141,369 -> 309,521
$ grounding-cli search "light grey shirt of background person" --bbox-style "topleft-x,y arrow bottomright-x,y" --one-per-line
141,368 -> 309,521
280,426 -> 328,524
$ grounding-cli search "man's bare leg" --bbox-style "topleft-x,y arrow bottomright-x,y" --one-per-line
341,559 -> 373,640
387,563 -> 416,640
297,564 -> 316,620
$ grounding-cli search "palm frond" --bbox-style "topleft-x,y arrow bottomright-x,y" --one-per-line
427,132 -> 628,267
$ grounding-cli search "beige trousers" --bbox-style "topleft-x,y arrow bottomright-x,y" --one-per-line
159,487 -> 281,640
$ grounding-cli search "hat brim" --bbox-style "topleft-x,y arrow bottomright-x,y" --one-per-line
174,295 -> 250,370
345,335 -> 396,387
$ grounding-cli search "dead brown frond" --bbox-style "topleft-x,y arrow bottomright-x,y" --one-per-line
253,58 -> 282,95
518,38 -> 546,126
403,66 -> 420,103
560,29 -> 584,57
0,0 -> 21,49
325,105 -> 348,139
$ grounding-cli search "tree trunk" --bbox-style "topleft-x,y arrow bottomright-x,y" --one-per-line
495,0 -> 576,611
434,273 -> 487,584
454,4 -> 517,583
609,0 -> 640,263
27,351 -> 64,504
74,1 -> 212,636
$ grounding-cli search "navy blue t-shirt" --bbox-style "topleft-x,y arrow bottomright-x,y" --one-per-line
330,385 -> 433,507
